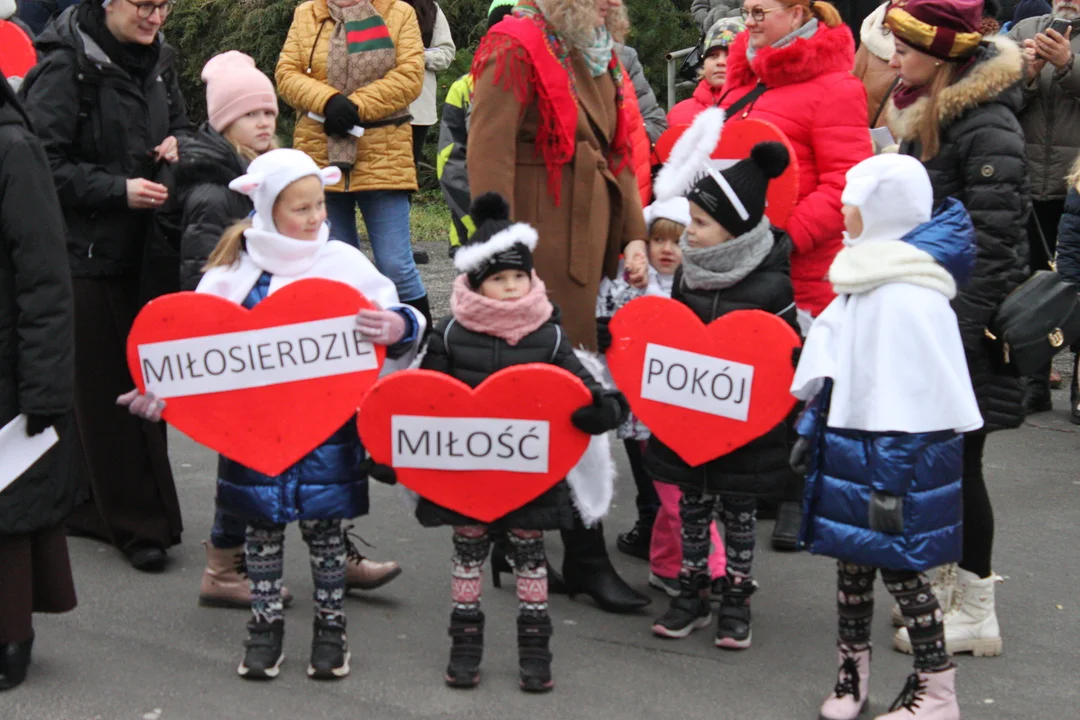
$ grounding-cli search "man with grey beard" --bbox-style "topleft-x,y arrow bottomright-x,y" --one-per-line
1009,0 -> 1080,413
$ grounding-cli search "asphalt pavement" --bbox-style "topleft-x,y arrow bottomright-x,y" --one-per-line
6,241 -> 1079,720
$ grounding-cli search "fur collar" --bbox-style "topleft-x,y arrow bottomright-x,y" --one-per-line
860,3 -> 893,62
723,22 -> 855,90
886,36 -> 1023,142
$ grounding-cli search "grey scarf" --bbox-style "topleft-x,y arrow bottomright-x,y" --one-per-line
679,217 -> 774,291
746,18 -> 819,62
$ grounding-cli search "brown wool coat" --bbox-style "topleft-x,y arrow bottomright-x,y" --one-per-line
467,51 -> 647,351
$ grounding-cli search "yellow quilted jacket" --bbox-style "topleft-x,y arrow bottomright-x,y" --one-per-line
276,0 -> 423,193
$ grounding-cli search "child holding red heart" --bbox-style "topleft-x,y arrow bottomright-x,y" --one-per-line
118,148 -> 426,682
365,192 -> 629,694
596,198 -> 727,598
791,154 -> 981,720
645,108 -> 800,648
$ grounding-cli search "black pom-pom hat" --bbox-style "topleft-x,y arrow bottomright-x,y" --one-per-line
455,192 -> 539,288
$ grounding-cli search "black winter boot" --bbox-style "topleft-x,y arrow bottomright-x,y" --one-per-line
616,519 -> 653,560
238,620 -> 285,680
0,633 -> 33,691
445,611 -> 484,688
652,574 -> 712,639
1023,368 -> 1053,414
715,577 -> 757,650
308,616 -> 350,680
517,615 -> 554,693
561,521 -> 650,614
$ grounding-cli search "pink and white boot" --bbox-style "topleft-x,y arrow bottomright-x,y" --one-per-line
874,667 -> 959,720
819,645 -> 871,720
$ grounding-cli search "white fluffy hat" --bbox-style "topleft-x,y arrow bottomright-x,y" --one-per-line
228,149 -> 341,233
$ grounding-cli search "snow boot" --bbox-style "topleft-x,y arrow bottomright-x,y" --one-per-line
874,667 -> 959,719
517,615 -> 554,693
894,568 -> 1001,657
199,541 -> 293,609
715,576 -> 756,650
237,620 -> 284,680
308,616 -> 350,679
819,644 -> 871,720
652,574 -> 712,639
445,611 -> 483,688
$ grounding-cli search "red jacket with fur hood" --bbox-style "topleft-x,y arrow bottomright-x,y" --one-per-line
718,23 -> 871,315
668,79 -> 724,127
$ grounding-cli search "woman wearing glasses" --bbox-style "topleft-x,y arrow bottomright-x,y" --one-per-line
717,0 -> 871,551
20,0 -> 189,571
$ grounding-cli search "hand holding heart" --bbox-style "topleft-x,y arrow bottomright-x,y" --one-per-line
117,389 -> 166,422
355,304 -> 406,345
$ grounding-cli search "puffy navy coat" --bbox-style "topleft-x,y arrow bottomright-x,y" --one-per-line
215,274 -> 368,525
1056,185 -> 1080,287
797,390 -> 965,573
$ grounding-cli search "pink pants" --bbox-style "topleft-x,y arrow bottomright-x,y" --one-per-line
650,481 -> 726,580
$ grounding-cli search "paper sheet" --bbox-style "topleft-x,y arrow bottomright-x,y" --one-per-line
870,126 -> 896,152
0,414 -> 59,494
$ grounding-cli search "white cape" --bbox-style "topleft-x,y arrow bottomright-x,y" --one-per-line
791,282 -> 983,433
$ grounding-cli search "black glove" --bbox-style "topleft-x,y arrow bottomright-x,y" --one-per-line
571,389 -> 629,435
25,413 -> 63,437
322,94 -> 361,138
596,316 -> 612,354
359,457 -> 397,485
868,492 -> 904,535
789,436 -> 810,475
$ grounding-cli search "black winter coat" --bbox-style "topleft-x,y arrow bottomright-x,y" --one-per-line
644,236 -> 800,499
19,7 -> 189,280
176,125 -> 251,290
0,79 -> 78,536
887,36 -> 1029,433
1056,185 -> 1080,288
414,307 -> 607,530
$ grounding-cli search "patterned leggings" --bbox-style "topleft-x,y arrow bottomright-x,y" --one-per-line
680,490 -> 756,584
451,526 -> 547,620
246,519 -> 347,625
837,562 -> 951,672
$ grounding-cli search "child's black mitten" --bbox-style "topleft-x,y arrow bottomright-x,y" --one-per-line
596,316 -> 612,354
868,492 -> 904,535
25,413 -> 63,436
571,389 -> 629,435
359,457 -> 397,485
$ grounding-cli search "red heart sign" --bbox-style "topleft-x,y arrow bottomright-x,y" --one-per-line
606,297 -> 800,467
0,21 -> 36,83
126,279 -> 385,476
654,118 -> 800,229
357,365 -> 592,523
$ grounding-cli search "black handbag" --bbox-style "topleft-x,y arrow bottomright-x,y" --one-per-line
984,214 -> 1080,376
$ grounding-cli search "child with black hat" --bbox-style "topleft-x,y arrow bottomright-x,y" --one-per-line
373,192 -> 628,692
644,108 -> 800,648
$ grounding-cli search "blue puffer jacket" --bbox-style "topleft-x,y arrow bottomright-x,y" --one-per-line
1056,186 -> 1080,288
795,206 -> 972,571
215,273 -> 375,525
796,385 -> 964,572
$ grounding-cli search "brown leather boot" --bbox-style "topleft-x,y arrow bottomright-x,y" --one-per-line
199,541 -> 293,608
344,527 -> 402,591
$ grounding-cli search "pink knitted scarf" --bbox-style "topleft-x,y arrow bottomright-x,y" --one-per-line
450,272 -> 554,346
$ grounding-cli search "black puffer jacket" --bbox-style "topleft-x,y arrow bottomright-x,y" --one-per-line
19,6 -> 189,279
176,125 -> 251,290
414,306 -> 613,530
0,78 -> 78,536
1056,182 -> 1080,287
887,36 -> 1029,433
645,236 -> 800,499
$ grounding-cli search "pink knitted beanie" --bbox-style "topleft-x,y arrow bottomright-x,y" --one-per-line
201,51 -> 278,133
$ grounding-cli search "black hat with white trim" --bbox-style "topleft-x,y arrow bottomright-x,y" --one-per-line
455,192 -> 538,288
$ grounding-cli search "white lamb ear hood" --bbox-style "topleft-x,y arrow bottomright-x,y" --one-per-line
228,149 -> 341,233
841,154 -> 932,246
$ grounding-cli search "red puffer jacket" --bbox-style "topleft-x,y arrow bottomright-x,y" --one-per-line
621,67 -> 653,206
668,79 -> 724,127
719,23 -> 871,315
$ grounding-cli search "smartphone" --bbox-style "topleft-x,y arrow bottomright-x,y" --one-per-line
1048,17 -> 1071,36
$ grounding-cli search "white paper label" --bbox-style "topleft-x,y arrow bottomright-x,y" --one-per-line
640,343 -> 753,421
391,416 -> 550,473
137,315 -> 378,398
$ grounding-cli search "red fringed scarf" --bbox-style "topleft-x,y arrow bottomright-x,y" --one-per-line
470,3 -> 632,206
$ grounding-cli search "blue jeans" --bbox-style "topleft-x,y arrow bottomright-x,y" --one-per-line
324,190 -> 426,302
211,503 -> 247,549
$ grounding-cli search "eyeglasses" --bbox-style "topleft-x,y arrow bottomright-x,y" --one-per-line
740,4 -> 793,22
123,0 -> 175,20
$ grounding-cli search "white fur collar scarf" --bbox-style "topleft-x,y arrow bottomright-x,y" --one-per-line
829,240 -> 957,299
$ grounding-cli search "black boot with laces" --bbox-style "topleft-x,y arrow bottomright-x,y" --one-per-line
308,617 -> 350,680
445,611 -> 484,688
237,620 -> 284,680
